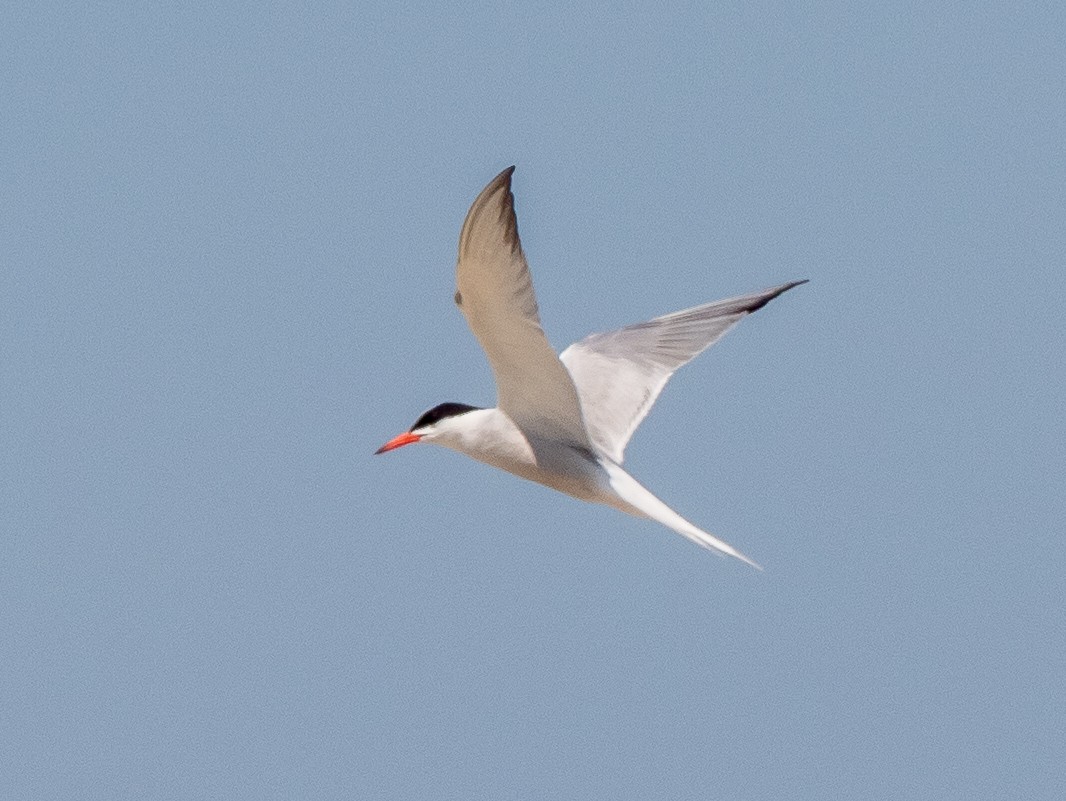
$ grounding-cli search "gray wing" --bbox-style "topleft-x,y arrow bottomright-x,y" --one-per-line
455,167 -> 590,446
560,281 -> 806,464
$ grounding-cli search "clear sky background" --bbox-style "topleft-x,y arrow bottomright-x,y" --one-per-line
3,2 -> 1064,799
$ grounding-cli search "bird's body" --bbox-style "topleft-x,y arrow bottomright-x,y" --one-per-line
377,167 -> 805,568
419,407 -> 601,500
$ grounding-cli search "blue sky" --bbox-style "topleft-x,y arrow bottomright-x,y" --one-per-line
3,2 -> 1064,798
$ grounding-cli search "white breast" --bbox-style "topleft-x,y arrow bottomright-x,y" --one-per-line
435,408 -> 611,504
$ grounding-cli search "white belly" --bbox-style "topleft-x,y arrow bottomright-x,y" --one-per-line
442,408 -> 614,505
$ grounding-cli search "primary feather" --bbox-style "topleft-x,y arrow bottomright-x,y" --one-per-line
560,282 -> 807,464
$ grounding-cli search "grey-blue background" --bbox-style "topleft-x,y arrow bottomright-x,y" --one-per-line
3,2 -> 1064,798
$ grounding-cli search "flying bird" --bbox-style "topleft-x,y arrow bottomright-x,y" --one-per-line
376,167 -> 805,568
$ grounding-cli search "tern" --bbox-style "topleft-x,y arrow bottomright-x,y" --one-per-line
376,167 -> 805,568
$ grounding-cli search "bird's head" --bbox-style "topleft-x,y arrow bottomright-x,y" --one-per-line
375,402 -> 482,454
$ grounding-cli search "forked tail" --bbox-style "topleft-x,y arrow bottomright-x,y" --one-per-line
603,462 -> 763,570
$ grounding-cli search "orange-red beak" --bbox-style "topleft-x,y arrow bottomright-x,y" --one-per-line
374,431 -> 421,454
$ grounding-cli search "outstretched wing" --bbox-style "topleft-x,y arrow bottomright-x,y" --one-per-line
560,281 -> 806,463
455,167 -> 590,446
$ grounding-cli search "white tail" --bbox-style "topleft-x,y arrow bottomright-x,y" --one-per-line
603,461 -> 763,570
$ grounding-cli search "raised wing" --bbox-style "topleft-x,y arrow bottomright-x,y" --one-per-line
455,167 -> 590,446
560,281 -> 806,464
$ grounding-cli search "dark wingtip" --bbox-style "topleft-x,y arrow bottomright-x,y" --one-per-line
492,166 -> 520,254
746,279 -> 809,313
458,166 -> 522,261
491,165 -> 516,189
